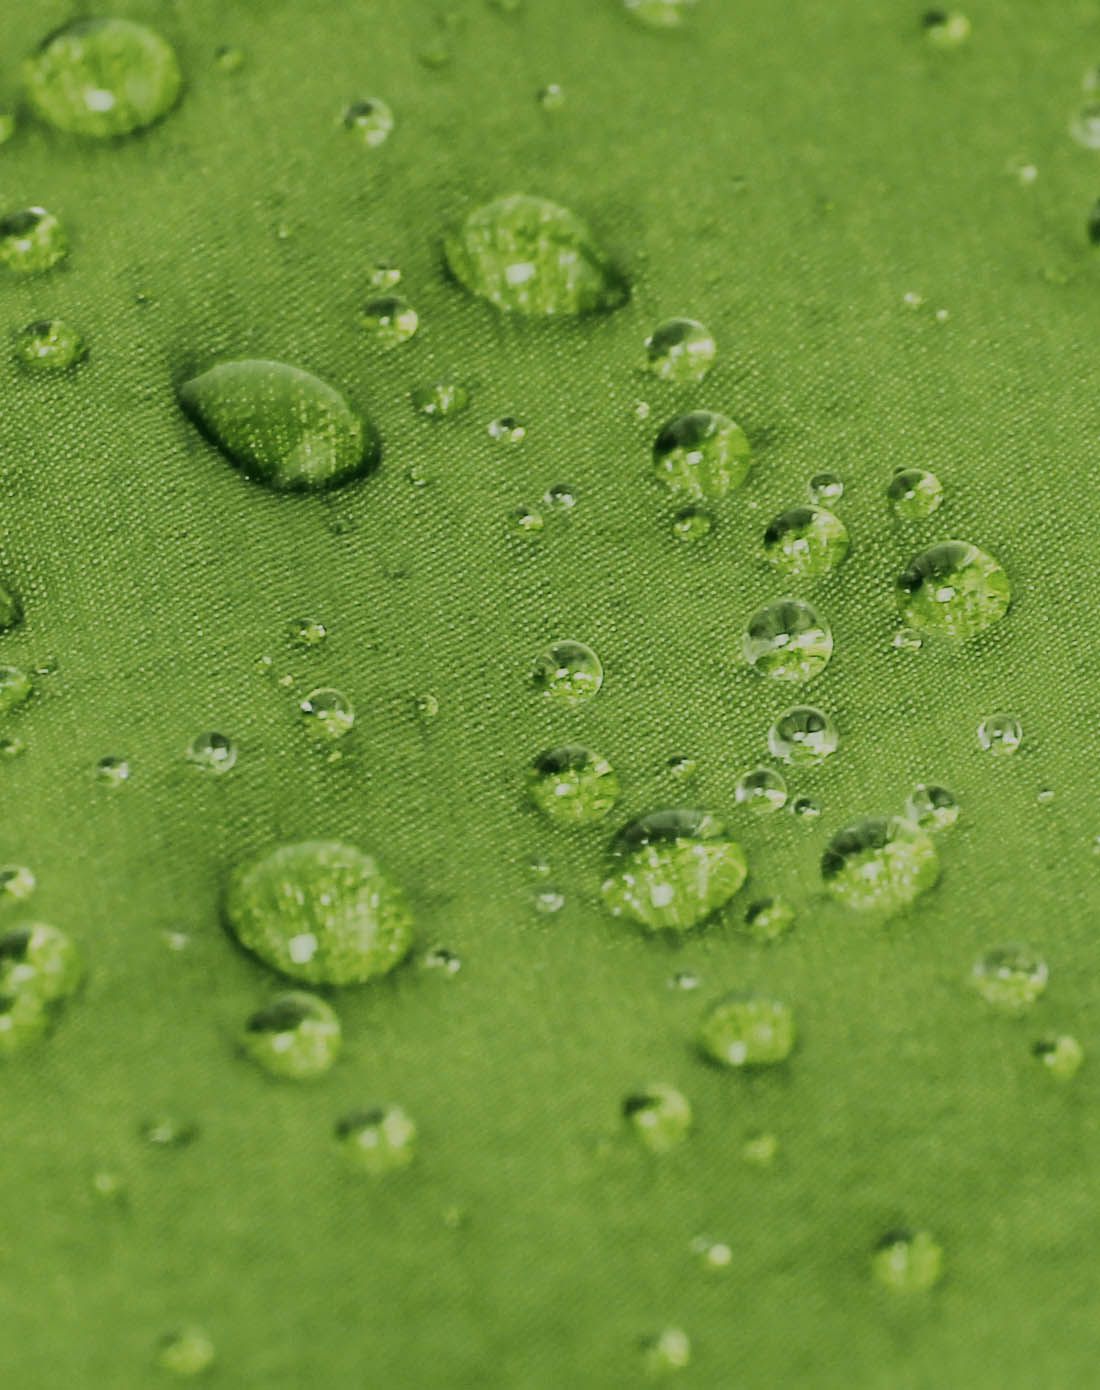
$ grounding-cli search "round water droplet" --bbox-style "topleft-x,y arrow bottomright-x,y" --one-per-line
1070,101 -> 1100,149
623,1083 -> 692,1153
1033,1035 -> 1084,1081
141,1116 -> 199,1149
14,318 -> 86,372
0,666 -> 32,715
742,1131 -> 779,1166
414,693 -> 440,722
743,599 -> 833,683
653,411 -> 751,502
768,705 -> 838,766
155,1326 -> 215,1378
691,1235 -> 733,1270
666,754 -> 698,780
735,767 -> 788,815
743,897 -> 796,942
225,840 -> 413,985
896,541 -> 1011,639
600,810 -> 748,932
922,10 -> 970,47
299,687 -> 355,740
624,0 -> 698,28
762,506 -> 849,578
699,994 -> 795,1068
790,795 -> 821,820
24,20 -> 182,138
977,712 -> 1022,755
532,640 -> 603,706
444,193 -> 629,316
488,415 -> 526,444
537,83 -> 565,110
645,318 -> 716,385
671,506 -> 713,542
808,472 -> 843,504
336,1105 -> 417,1175
871,1229 -> 943,1293
342,97 -> 394,147
0,735 -> 25,758
368,263 -> 401,291
543,482 -> 577,512
821,816 -> 939,913
641,1327 -> 692,1376
411,380 -> 469,418
186,731 -> 237,775
290,617 -> 327,647
533,886 -> 566,915
527,745 -> 620,825
215,45 -> 245,73
242,991 -> 341,1080
0,922 -> 82,1003
887,468 -> 944,519
972,944 -> 1047,1010
96,755 -> 130,786
905,783 -> 959,831
0,864 -> 35,902
360,295 -> 418,348
0,208 -> 67,274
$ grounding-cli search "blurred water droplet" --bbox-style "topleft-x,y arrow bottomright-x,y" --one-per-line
977,712 -> 1022,756
891,627 -> 924,652
641,1327 -> 692,1376
624,0 -> 698,29
653,411 -> 751,501
972,945 -> 1047,1010
537,83 -> 565,110
0,208 -> 67,274
905,783 -> 959,831
155,1325 -> 216,1378
1070,101 -> 1100,149
141,1116 -> 199,1149
368,262 -> 402,291
0,734 -> 25,759
623,1083 -> 692,1153
186,731 -> 237,775
14,318 -> 86,372
342,97 -> 394,147
0,666 -> 32,714
300,687 -> 355,740
699,994 -> 795,1068
215,44 -> 245,73
242,991 -> 342,1080
691,1235 -> 733,1270
645,318 -> 716,384
822,817 -> 939,913
336,1106 -> 417,1174
0,864 -> 35,902
871,1229 -> 943,1292
0,921 -> 82,1002
532,640 -> 603,706
488,416 -> 526,444
96,756 -> 130,787
411,380 -> 469,418
360,295 -> 418,348
533,886 -> 566,915
423,946 -> 462,974
743,897 -> 795,942
601,810 -> 747,931
669,970 -> 700,991
742,1130 -> 779,1166
743,599 -> 833,683
922,10 -> 970,47
1033,1035 -> 1084,1080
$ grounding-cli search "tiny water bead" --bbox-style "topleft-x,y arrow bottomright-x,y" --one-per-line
972,945 -> 1048,1011
342,98 -> 395,147
691,1236 -> 733,1271
543,482 -> 577,512
537,83 -> 566,110
743,897 -> 796,942
624,0 -> 698,28
299,687 -> 355,740
14,319 -> 86,372
422,946 -> 462,974
368,263 -> 402,291
641,1328 -> 692,1377
762,506 -> 849,578
532,640 -> 603,706
601,810 -> 747,932
0,666 -> 32,715
360,295 -> 419,348
0,865 -> 36,902
443,193 -> 629,316
225,840 -> 413,985
790,795 -> 821,820
155,1326 -> 216,1378
414,693 -> 441,722
653,411 -> 751,502
0,208 -> 68,274
768,705 -> 838,766
887,468 -> 944,519
922,10 -> 970,47
186,731 -> 237,775
822,817 -> 939,913
671,506 -> 713,543
743,599 -> 833,683
291,617 -> 327,647
488,416 -> 526,444
666,754 -> 698,781
645,318 -> 716,385
24,20 -> 182,138
622,1083 -> 693,1154
1033,1035 -> 1084,1081
977,712 -> 1022,756
871,1230 -> 943,1293
896,541 -> 1011,639
178,360 -> 379,493
336,1106 -> 417,1175
808,472 -> 844,504
96,755 -> 130,787
905,783 -> 959,832
141,1116 -> 199,1149
0,923 -> 83,1003
242,992 -> 342,1080
411,380 -> 469,418
735,767 -> 788,815
533,886 -> 566,915
699,994 -> 795,1068
527,746 -> 620,825
742,1131 -> 779,1166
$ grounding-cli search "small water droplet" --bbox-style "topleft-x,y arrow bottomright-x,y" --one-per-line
91,1169 -> 126,1201
242,991 -> 341,1080
653,411 -> 752,501
699,994 -> 795,1068
414,692 -> 440,722
1033,1035 -> 1084,1080
0,734 -> 25,758
185,731 -> 237,775
533,886 -> 566,915
528,745 -> 620,825
972,945 -> 1047,1010
871,1229 -> 943,1292
743,897 -> 796,942
537,82 -> 565,110
645,318 -> 716,385
543,482 -> 576,512
807,472 -> 844,504
155,1326 -> 216,1378
0,666 -> 32,714
691,1235 -> 733,1269
411,380 -> 469,418
742,1130 -> 779,1166
762,505 -> 849,578
0,208 -> 67,274
669,970 -> 700,991
977,712 -> 1022,756
360,295 -> 418,348
336,1105 -> 417,1174
1008,157 -> 1038,185
215,44 -> 245,73
790,795 -> 821,820
743,599 -> 833,683
671,506 -> 713,543
14,318 -> 86,372
368,262 -> 402,291
624,0 -> 698,29
141,1116 -> 199,1149
488,415 -> 526,444
299,687 -> 355,740
509,504 -> 544,535
342,97 -> 395,147
634,399 -> 652,420
163,930 -> 191,952
423,946 -> 462,974
897,541 -> 1011,639
623,1083 -> 692,1153
0,921 -> 82,1003
768,705 -> 838,766
666,754 -> 698,780
0,864 -> 35,902
891,627 -> 924,652
290,617 -> 327,647
822,817 -> 939,913
96,756 -> 130,787
905,783 -> 959,831
532,640 -> 603,706
640,1327 -> 692,1376
735,767 -> 788,815
887,468 -> 944,519
903,290 -> 925,311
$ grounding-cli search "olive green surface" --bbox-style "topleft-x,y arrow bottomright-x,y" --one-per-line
1,2 -> 1098,1386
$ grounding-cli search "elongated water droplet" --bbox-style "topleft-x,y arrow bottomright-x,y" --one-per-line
1033,1035 -> 1084,1080
600,810 -> 747,931
905,783 -> 959,831
743,599 -> 832,683
653,411 -> 751,501
225,840 -> 413,985
896,541 -> 1011,639
444,193 -> 629,316
360,295 -> 418,348
336,1105 -> 417,1175
743,896 -> 796,942
699,994 -> 795,1068
762,505 -> 848,578
887,468 -> 943,519
822,816 -> 939,913
0,922 -> 82,1003
624,0 -> 698,28
0,208 -> 67,274
342,97 -> 394,147
623,1083 -> 692,1153
645,318 -> 716,384
527,745 -> 620,825
532,640 -> 603,706
735,767 -> 787,815
411,380 -> 468,418
768,705 -> 838,766
242,991 -> 341,1080
186,731 -> 237,774
0,666 -> 32,715
14,318 -> 86,372
972,944 -> 1047,1010
871,1229 -> 943,1292
977,712 -> 1022,755
155,1326 -> 216,1378
178,359 -> 379,493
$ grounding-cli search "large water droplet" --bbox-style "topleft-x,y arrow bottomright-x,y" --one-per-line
154,1326 -> 216,1378
0,208 -> 68,274
0,666 -> 32,715
178,360 -> 379,492
623,0 -> 698,28
24,20 -> 182,138
743,599 -> 833,683
904,783 -> 959,831
977,712 -> 1022,755
532,640 -> 603,706
622,1083 -> 693,1153
360,295 -> 418,348
225,840 -> 413,985
645,318 -> 716,384
821,816 -> 939,913
336,1105 -> 417,1175
971,944 -> 1047,1010
653,411 -> 751,501
14,318 -> 86,372
242,991 -> 341,1080
342,97 -> 394,147
698,994 -> 795,1068
762,505 -> 848,578
767,705 -> 838,766
640,1328 -> 692,1376
887,468 -> 943,519
527,745 -> 620,825
734,767 -> 788,815
896,541 -> 1011,639
600,810 -> 748,931
443,194 -> 629,316
871,1229 -> 943,1292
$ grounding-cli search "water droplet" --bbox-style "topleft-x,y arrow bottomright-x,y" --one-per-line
532,886 -> 566,915
14,318 -> 86,372
537,83 -> 565,110
807,472 -> 844,504
0,864 -> 35,902
871,1229 -> 943,1292
543,482 -> 577,512
691,1235 -> 733,1269
671,506 -> 713,543
640,1327 -> 692,1376
897,541 -> 1011,639
423,946 -> 461,974
185,731 -> 237,775
624,0 -> 698,29
666,754 -> 698,780
532,640 -> 603,706
242,991 -> 341,1080
735,767 -> 788,815
444,193 -> 629,316
790,795 -> 821,820
342,97 -> 394,147
645,318 -> 716,385
669,970 -> 700,991
822,817 -> 939,913
0,113 -> 15,145
762,505 -> 849,578
887,468 -> 944,519
226,840 -> 412,985
891,626 -> 924,652
290,617 -> 327,647
743,599 -> 833,683
623,1084 -> 692,1153
24,20 -> 182,138
414,693 -> 440,723
411,380 -> 469,418
922,10 -> 970,48
508,505 -> 543,536
905,783 -> 959,832
768,705 -> 838,766
977,712 -> 1022,755
1033,1035 -> 1084,1081
215,44 -> 245,73
653,411 -> 752,502
0,666 -> 32,715
0,208 -> 67,274
360,295 -> 418,348
336,1105 -> 417,1175
96,755 -> 130,786
0,922 -> 82,1003
141,1116 -> 199,1149
488,415 -> 526,444
742,1130 -> 779,1165
163,930 -> 191,952
299,687 -> 355,740
178,360 -> 379,493
743,897 -> 796,942
699,994 -> 795,1068
0,735 -> 25,758
1070,102 -> 1100,149
972,944 -> 1047,1010
91,1169 -> 126,1201
367,262 -> 401,291
600,810 -> 747,932
155,1326 -> 216,1378
528,745 -> 620,825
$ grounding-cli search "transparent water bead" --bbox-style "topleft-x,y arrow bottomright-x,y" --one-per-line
299,687 -> 355,739
622,1083 -> 693,1153
922,11 -> 970,48
977,712 -> 1022,756
698,994 -> 795,1068
95,756 -> 130,787
871,1229 -> 943,1293
896,541 -> 1011,639
14,319 -> 86,372
887,468 -> 943,519
743,896 -> 796,942
360,295 -> 418,348
671,506 -> 713,543
242,991 -> 342,1080
762,506 -> 849,578
225,839 -> 413,985
645,318 -> 716,384
411,380 -> 469,418
653,411 -> 751,501
23,19 -> 182,138
0,922 -> 83,1003
532,640 -> 603,706
336,1105 -> 417,1175
290,617 -> 327,647
1033,1035 -> 1084,1081
735,767 -> 787,815
0,208 -> 68,274
624,0 -> 699,29
342,97 -> 395,147
972,944 -> 1047,1011
600,810 -> 747,932
821,816 -> 939,913
527,745 -> 620,825
905,783 -> 959,831
808,472 -> 843,504
155,1326 -> 216,1378
186,731 -> 237,774
768,705 -> 838,766
543,482 -> 577,512
488,416 -> 526,444
743,599 -> 833,683
0,666 -> 32,715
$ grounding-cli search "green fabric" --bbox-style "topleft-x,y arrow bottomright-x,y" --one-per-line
1,1 -> 1096,1385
